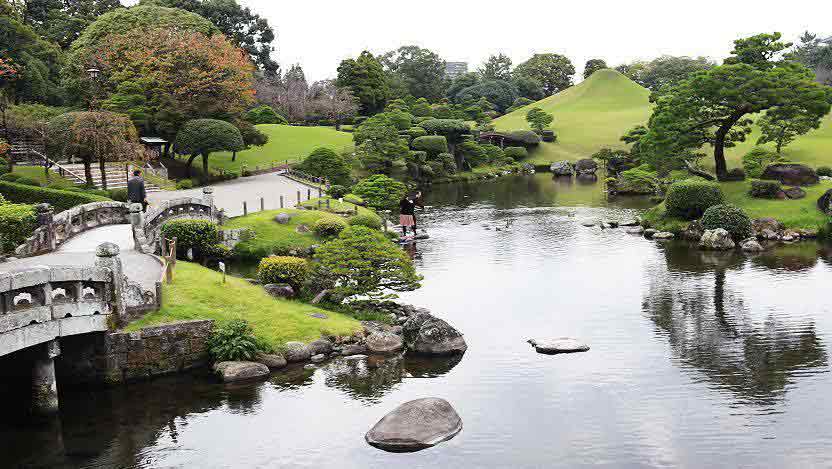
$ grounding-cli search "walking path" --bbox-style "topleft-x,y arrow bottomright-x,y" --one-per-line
147,172 -> 313,217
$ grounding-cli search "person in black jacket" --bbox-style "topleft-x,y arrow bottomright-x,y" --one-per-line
399,191 -> 423,237
127,169 -> 148,212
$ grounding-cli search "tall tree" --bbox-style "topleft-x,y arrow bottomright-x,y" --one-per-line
140,0 -> 278,75
616,56 -> 713,91
0,16 -> 63,105
642,33 -> 832,180
381,45 -> 446,101
790,31 -> 832,85
279,64 -> 308,122
511,75 -> 545,101
336,51 -> 389,115
21,0 -> 122,49
756,106 -> 822,154
309,80 -> 359,131
513,53 -> 575,96
479,53 -> 512,81
583,58 -> 607,79
174,118 -> 244,182
70,110 -> 143,189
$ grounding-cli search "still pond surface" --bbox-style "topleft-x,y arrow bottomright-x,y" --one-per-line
5,173 -> 832,468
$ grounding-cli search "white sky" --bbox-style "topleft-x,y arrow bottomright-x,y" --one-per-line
243,0 -> 832,82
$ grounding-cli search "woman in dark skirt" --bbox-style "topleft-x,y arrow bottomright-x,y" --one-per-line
399,191 -> 423,237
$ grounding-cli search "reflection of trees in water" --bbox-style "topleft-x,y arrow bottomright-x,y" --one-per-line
322,354 -> 462,404
645,244 -> 827,406
751,243 -> 820,272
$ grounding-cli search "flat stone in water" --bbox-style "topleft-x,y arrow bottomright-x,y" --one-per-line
365,398 -> 463,453
528,338 -> 590,354
580,219 -> 596,227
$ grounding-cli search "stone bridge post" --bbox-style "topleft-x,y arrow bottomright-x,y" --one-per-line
31,339 -> 60,415
129,203 -> 149,252
202,187 -> 215,220
94,242 -> 126,327
35,203 -> 56,253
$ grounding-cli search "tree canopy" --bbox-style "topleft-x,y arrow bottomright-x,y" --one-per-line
455,79 -> 518,113
337,51 -> 389,115
513,53 -> 575,96
381,45 -> 446,101
583,58 -> 607,79
0,16 -> 63,104
479,53 -> 512,81
174,118 -> 244,180
616,55 -> 715,92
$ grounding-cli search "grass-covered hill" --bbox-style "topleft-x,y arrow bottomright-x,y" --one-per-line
495,68 -> 832,170
211,124 -> 354,172
494,69 -> 651,164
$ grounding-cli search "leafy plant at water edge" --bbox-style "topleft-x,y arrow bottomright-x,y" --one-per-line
206,319 -> 261,362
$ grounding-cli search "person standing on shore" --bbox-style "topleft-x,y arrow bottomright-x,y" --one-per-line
399,191 -> 423,238
127,169 -> 148,212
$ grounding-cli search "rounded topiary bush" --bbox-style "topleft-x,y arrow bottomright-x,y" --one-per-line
817,166 -> 832,177
411,135 -> 448,156
503,146 -> 528,161
348,212 -> 382,230
312,215 -> 348,237
701,204 -> 752,241
665,179 -> 724,220
257,255 -> 310,288
160,219 -> 220,258
327,184 -> 349,199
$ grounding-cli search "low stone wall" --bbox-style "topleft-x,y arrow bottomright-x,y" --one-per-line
58,320 -> 214,386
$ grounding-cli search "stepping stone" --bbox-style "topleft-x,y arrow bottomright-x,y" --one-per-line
527,338 -> 590,354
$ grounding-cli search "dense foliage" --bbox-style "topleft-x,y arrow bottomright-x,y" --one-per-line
351,174 -> 406,210
337,51 -> 389,115
0,203 -> 37,253
257,255 -> 310,288
206,319 -> 261,362
526,107 -> 553,132
0,180 -> 108,211
314,226 -> 422,299
159,219 -> 221,259
513,53 -> 575,96
455,80 -> 518,113
503,146 -> 528,161
296,147 -> 351,186
664,179 -> 725,220
411,135 -> 448,156
0,16 -> 63,104
583,59 -> 607,79
701,204 -> 753,240
742,147 -> 781,178
348,212 -> 382,230
312,215 -> 348,237
175,119 -> 244,181
245,105 -> 287,125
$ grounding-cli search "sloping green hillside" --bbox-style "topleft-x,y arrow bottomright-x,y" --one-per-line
494,69 -> 651,163
211,124 -> 354,172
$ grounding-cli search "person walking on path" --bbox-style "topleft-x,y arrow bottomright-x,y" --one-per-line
399,191 -> 423,238
127,169 -> 148,212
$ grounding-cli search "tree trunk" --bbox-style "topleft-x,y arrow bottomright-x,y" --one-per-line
201,152 -> 209,184
83,159 -> 93,187
335,120 -> 341,131
185,154 -> 198,177
713,110 -> 747,181
232,151 -> 236,162
98,157 -> 107,190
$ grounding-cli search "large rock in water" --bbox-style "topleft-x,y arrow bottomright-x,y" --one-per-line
550,160 -> 574,176
527,338 -> 590,354
284,342 -> 312,362
365,398 -> 463,453
699,228 -> 735,251
308,338 -> 333,355
761,163 -> 819,186
256,353 -> 287,369
574,158 -> 598,175
213,361 -> 270,382
365,331 -> 404,354
402,312 -> 467,355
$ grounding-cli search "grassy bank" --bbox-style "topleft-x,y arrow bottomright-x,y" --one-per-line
210,124 -> 354,172
224,208 -> 328,258
125,262 -> 361,347
643,180 -> 832,232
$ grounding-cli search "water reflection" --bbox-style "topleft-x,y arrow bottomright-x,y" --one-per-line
645,242 -> 828,405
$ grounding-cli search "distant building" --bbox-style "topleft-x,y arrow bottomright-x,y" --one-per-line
445,62 -> 468,80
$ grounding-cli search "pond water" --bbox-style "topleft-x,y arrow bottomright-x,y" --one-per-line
5,173 -> 832,468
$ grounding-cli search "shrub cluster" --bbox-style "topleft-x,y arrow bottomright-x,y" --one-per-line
159,219 -> 220,259
817,166 -> 832,177
411,135 -> 448,156
107,188 -> 128,202
327,184 -> 349,199
296,147 -> 351,186
0,203 -> 37,253
1,173 -> 41,186
503,147 -> 528,161
0,181 -> 108,212
257,255 -> 310,288
701,204 -> 753,241
312,215 -> 348,237
664,179 -> 724,220
748,179 -> 782,199
245,105 -> 288,125
348,212 -> 383,230
742,148 -> 780,178
508,130 -> 541,146
351,175 -> 406,210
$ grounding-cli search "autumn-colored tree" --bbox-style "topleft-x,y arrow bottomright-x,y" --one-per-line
79,28 -> 255,138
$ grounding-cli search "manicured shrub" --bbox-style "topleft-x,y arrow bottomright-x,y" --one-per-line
245,105 -> 287,125
742,147 -> 780,178
748,179 -> 782,199
387,109 -> 413,130
503,146 -> 528,161
407,126 -> 427,138
296,147 -> 351,186
437,152 -> 458,173
817,166 -> 832,177
0,173 -> 20,182
458,141 -> 489,166
508,130 -> 541,146
411,135 -> 448,156
160,219 -> 220,259
344,193 -> 364,205
348,212 -> 383,230
176,179 -> 194,190
0,203 -> 37,253
701,204 -> 753,241
0,181 -> 108,212
480,144 -> 504,163
351,174 -> 407,210
664,179 -> 724,220
617,165 -> 659,194
327,184 -> 349,199
206,319 -> 260,362
8,175 -> 41,186
107,188 -> 128,202
205,243 -> 232,260
312,215 -> 348,237
257,255 -> 311,288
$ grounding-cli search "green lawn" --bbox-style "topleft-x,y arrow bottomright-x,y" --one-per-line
125,262 -> 361,347
210,124 -> 354,172
11,166 -> 77,188
493,69 -> 652,164
298,196 -> 374,216
643,180 -> 832,232
224,208 -> 328,259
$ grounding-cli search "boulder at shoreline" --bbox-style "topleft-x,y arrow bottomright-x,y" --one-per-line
365,398 -> 463,452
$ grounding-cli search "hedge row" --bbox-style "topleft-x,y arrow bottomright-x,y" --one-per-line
0,181 -> 109,212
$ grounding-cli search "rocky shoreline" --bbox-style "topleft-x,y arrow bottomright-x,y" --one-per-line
213,301 -> 467,383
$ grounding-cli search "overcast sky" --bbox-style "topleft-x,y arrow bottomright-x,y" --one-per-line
243,0 -> 831,82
